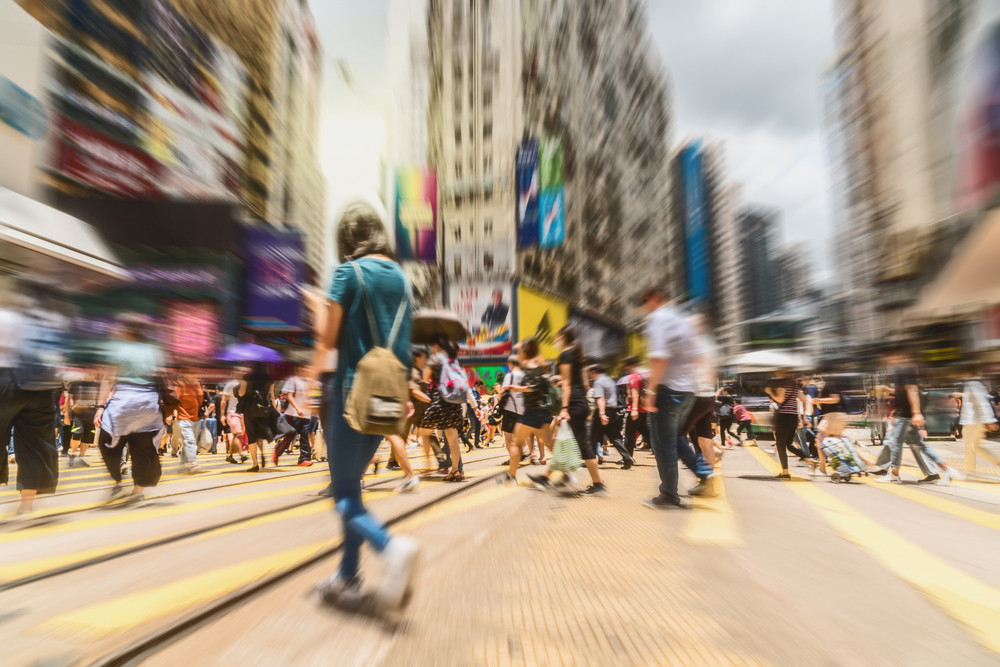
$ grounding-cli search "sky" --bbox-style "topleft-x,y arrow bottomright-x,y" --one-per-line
313,0 -> 837,269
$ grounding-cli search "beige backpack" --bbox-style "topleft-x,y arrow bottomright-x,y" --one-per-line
343,262 -> 412,436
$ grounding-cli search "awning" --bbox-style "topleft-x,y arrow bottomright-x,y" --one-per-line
0,186 -> 127,286
910,208 -> 1000,321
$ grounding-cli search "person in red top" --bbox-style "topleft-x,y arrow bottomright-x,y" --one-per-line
618,357 -> 650,456
172,368 -> 204,474
732,402 -> 757,447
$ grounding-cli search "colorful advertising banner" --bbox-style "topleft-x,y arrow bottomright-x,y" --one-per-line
539,137 -> 565,248
680,141 -> 711,303
53,114 -> 163,199
164,300 -> 220,361
517,284 -> 569,361
242,225 -> 305,329
449,282 -> 513,359
516,139 -> 540,247
395,168 -> 438,262
464,365 -> 508,392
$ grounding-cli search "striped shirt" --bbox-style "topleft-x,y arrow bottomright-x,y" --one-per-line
776,378 -> 801,415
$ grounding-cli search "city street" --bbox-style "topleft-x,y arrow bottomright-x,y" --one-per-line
3,437 -> 1000,666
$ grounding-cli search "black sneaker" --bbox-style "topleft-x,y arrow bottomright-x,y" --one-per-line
642,495 -> 686,510
917,474 -> 941,483
580,483 -> 609,496
526,473 -> 551,489
386,462 -> 402,471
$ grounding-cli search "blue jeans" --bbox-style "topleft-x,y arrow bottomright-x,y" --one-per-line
886,418 -> 943,474
649,388 -> 712,502
200,418 -> 218,454
326,388 -> 391,580
176,419 -> 199,465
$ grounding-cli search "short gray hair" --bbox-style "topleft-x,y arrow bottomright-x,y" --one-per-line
336,202 -> 393,263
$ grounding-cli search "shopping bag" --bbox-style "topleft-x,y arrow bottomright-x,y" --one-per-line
197,424 -> 214,454
550,421 -> 583,473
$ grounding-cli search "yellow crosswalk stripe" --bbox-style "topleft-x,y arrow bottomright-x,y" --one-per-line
748,447 -> 1000,654
680,473 -> 743,548
860,477 -> 1000,530
0,489 -> 393,586
0,481 -> 330,546
36,481 -> 498,639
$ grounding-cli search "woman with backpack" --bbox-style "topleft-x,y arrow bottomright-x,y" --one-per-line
309,202 -> 419,612
235,363 -> 276,473
526,327 -> 608,496
417,337 -> 473,482
496,338 -> 554,485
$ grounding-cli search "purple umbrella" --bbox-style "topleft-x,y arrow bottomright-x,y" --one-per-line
218,342 -> 284,364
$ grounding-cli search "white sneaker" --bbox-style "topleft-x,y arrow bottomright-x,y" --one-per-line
809,468 -> 828,478
376,536 -> 420,610
877,473 -> 902,484
942,467 -> 964,483
396,476 -> 420,494
763,448 -> 776,454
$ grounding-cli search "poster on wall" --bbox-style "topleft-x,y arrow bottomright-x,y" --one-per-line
516,139 -> 540,247
242,225 -> 305,329
538,137 -> 565,248
517,283 -> 569,361
449,282 -> 513,359
395,167 -> 438,262
164,301 -> 220,361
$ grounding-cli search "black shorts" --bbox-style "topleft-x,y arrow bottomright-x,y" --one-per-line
502,410 -> 519,434
72,411 -> 98,445
685,396 -> 716,441
518,409 -> 552,430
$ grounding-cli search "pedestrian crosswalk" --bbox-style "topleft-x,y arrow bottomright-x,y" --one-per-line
5,444 -> 1000,663
746,445 -> 1000,654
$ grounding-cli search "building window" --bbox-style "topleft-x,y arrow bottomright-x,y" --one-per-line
484,217 -> 493,236
483,122 -> 492,139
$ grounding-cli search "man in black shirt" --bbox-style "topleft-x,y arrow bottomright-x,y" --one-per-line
876,347 -> 962,485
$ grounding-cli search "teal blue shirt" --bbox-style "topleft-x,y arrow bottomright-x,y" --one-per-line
105,340 -> 163,386
329,258 -> 413,391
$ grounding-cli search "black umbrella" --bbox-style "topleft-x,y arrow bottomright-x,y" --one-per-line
411,310 -> 469,344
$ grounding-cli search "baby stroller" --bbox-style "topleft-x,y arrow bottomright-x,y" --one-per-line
819,435 -> 867,483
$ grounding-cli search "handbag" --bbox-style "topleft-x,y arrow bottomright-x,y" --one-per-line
155,373 -> 181,419
550,421 -> 583,472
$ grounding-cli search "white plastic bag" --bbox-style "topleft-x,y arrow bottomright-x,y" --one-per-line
550,421 -> 583,472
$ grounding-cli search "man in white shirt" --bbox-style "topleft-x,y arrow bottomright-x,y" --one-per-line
273,366 -> 315,467
638,286 -> 713,510
497,357 -> 526,460
957,370 -> 1000,476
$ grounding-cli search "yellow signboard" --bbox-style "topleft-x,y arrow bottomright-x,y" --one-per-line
517,284 -> 569,360
627,332 -> 646,361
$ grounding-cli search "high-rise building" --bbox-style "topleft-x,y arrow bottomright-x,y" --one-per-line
425,0 -> 672,331
773,242 -> 813,308
668,139 -> 744,358
826,0 -> 989,347
171,0 -> 327,281
739,207 -> 780,320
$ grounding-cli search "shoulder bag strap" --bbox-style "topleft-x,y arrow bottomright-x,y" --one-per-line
351,262 -> 383,348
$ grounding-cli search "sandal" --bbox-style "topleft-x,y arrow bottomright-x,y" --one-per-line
444,472 -> 465,482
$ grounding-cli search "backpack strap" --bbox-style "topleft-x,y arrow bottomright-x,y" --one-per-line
351,262 -> 383,348
351,261 -> 411,351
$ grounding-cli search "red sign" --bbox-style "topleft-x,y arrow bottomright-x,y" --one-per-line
53,115 -> 163,198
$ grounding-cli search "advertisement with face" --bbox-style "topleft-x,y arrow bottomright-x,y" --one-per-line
449,282 -> 513,359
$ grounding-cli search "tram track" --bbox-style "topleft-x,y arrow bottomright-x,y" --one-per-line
0,452 -> 507,593
89,459 -> 507,666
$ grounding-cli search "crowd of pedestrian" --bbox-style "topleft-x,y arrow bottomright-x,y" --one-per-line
4,201 -> 1000,620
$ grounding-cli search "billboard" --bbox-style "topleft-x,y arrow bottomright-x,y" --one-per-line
958,18 -> 1000,211
449,282 -> 513,359
395,167 -> 438,262
516,139 -> 540,247
539,137 -> 565,248
242,225 -> 305,329
517,284 -> 569,360
680,142 -> 711,304
164,301 -> 220,361
53,114 -> 163,199
569,312 -> 625,360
